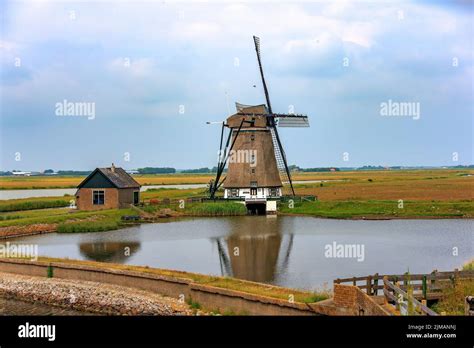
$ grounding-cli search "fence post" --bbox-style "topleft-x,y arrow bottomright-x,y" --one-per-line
352,277 -> 356,286
373,273 -> 379,296
421,299 -> 429,315
395,281 -> 401,312
366,275 -> 372,296
422,275 -> 427,300
383,276 -> 389,304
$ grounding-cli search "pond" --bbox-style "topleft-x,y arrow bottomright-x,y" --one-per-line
6,216 -> 472,291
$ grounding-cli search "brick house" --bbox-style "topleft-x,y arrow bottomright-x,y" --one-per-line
75,164 -> 141,210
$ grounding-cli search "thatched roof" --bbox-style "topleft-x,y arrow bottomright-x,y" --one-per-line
227,104 -> 268,128
77,165 -> 140,189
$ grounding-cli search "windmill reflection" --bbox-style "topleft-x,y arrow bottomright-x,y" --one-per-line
214,217 -> 293,283
79,241 -> 141,262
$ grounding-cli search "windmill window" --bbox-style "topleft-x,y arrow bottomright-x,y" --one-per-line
250,134 -> 255,141
251,168 -> 255,174
250,181 -> 258,188
92,190 -> 105,205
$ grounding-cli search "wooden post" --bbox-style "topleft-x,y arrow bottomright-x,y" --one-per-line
373,273 -> 379,296
353,277 -> 356,286
395,281 -> 401,312
383,276 -> 389,304
422,275 -> 427,300
366,275 -> 372,296
422,299 -> 427,315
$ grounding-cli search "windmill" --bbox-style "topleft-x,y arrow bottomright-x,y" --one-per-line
209,36 -> 309,213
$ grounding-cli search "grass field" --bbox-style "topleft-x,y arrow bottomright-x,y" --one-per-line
0,174 -> 217,189
278,200 -> 474,219
0,208 -> 134,229
0,170 -> 473,227
1,170 -> 473,202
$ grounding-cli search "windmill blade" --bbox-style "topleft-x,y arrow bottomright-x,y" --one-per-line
270,125 -> 295,196
276,115 -> 310,127
253,35 -> 273,114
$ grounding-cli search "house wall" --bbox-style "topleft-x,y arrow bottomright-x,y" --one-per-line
118,188 -> 139,208
224,187 -> 281,200
76,188 -> 119,210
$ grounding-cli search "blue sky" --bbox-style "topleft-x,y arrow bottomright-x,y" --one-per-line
1,0 -> 472,171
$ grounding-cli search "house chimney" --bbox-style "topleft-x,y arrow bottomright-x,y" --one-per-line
111,163 -> 115,172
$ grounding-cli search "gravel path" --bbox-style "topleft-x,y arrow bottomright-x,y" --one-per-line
0,272 -> 201,316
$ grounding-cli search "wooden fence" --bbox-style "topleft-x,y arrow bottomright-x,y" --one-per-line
334,269 -> 474,299
383,276 -> 438,316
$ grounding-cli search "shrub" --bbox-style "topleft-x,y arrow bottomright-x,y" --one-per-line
57,220 -> 119,233
189,202 -> 247,216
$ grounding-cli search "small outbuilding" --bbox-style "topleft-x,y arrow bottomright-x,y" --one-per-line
75,164 -> 141,210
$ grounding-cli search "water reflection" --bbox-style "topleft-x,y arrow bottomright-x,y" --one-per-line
7,216 -> 471,290
214,217 -> 293,283
79,242 -> 141,262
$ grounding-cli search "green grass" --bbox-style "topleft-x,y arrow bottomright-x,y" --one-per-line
430,279 -> 474,315
0,208 -> 135,228
0,214 -> 21,221
188,202 -> 247,216
278,200 -> 474,219
57,220 -> 120,233
186,298 -> 202,310
462,259 -> 474,271
0,198 -> 70,212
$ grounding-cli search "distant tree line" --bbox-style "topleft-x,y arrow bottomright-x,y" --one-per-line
180,167 -> 218,174
136,167 -> 176,174
288,165 -> 340,172
57,170 -> 92,175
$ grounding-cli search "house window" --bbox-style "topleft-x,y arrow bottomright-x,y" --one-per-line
250,188 -> 257,196
250,134 -> 255,141
229,189 -> 239,198
93,190 -> 105,205
250,181 -> 258,187
269,188 -> 278,197
133,191 -> 139,205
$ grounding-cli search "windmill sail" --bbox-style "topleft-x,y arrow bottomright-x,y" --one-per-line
269,126 -> 293,193
276,114 -> 310,127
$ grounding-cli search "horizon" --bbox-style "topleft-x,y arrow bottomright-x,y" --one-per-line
3,163 -> 474,174
1,0 -> 473,171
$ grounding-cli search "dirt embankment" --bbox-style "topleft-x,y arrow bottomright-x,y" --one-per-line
0,224 -> 57,239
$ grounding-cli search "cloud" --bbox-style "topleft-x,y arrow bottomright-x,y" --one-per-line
1,0 -> 472,170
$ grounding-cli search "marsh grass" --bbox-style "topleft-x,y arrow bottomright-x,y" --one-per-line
0,199 -> 70,212
278,200 -> 474,219
57,220 -> 119,233
430,279 -> 474,315
188,202 -> 247,216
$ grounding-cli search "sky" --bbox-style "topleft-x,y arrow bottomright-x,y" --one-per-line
0,0 -> 473,171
